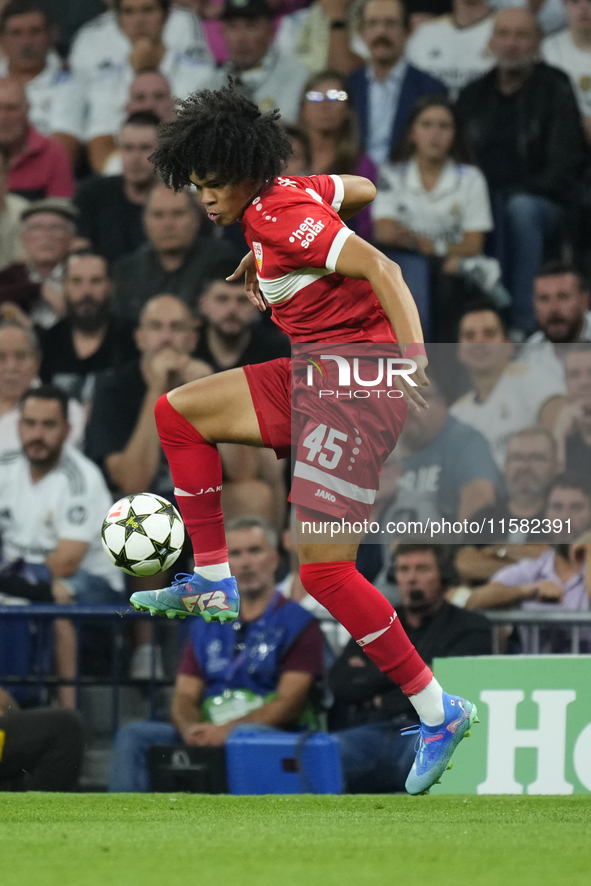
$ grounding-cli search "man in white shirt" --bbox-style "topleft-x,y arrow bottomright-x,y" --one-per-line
543,0 -> 591,143
521,262 -> 591,387
450,299 -> 566,469
0,384 -> 124,704
203,0 -> 310,125
406,0 -> 495,98
0,0 -> 82,159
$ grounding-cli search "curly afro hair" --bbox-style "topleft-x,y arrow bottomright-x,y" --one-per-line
150,85 -> 293,191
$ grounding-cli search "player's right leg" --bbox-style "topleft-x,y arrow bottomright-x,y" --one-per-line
130,368 -> 264,621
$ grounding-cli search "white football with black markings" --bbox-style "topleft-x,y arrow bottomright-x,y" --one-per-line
101,493 -> 185,576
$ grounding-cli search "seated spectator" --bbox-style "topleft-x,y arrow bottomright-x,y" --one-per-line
69,0 -> 210,83
0,320 -> 84,452
0,385 -> 125,705
372,96 -> 497,340
112,184 -> 241,322
456,428 -> 558,585
543,0 -> 591,144
108,515 -> 325,792
553,345 -> 591,472
96,71 -> 176,176
0,687 -> 84,791
329,543 -> 491,793
204,0 -> 310,125
545,471 -> 591,538
456,9 -> 587,334
74,112 -> 160,264
0,142 -> 27,271
406,0 -> 495,98
382,374 -> 500,537
465,541 -> 591,652
39,252 -> 137,410
275,0 -> 364,77
450,300 -> 566,469
282,124 -> 312,176
0,1 -> 83,161
298,69 -> 376,239
348,0 -> 446,167
84,0 -> 211,173
0,198 -> 77,328
0,77 -> 74,200
521,263 -> 591,388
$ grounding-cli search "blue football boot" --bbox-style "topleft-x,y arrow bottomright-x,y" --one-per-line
405,693 -> 479,795
130,572 -> 239,622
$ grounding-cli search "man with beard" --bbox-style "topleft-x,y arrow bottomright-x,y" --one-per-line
329,544 -> 491,793
107,515 -> 325,791
521,263 -> 591,387
552,345 -> 591,475
39,251 -> 137,413
348,0 -> 446,166
456,428 -> 559,584
0,384 -> 124,705
195,275 -> 290,374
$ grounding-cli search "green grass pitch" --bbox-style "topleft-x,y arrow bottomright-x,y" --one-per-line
1,794 -> 590,886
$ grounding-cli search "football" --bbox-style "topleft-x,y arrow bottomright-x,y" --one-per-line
101,493 -> 185,576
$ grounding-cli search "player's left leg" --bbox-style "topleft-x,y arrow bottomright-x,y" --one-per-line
297,541 -> 478,795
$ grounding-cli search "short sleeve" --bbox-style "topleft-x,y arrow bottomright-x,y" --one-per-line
280,619 -> 325,677
462,167 -> 493,232
177,640 -> 203,678
289,175 -> 342,211
55,459 -> 113,544
251,196 -> 352,273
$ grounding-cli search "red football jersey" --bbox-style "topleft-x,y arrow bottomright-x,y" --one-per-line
240,175 -> 396,344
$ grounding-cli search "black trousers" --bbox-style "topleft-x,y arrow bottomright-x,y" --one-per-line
0,708 -> 84,791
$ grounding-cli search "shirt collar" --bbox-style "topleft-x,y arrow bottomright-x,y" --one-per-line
367,57 -> 407,86
405,158 -> 459,197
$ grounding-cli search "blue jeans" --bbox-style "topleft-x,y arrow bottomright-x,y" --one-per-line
108,721 -> 180,792
383,250 -> 432,341
491,192 -> 563,334
63,569 -> 122,604
335,721 -> 418,793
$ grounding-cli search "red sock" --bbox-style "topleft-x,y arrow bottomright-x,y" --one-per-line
299,561 -> 432,694
155,394 -> 227,566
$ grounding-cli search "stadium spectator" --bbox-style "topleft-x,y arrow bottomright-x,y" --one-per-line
0,142 -> 27,271
456,9 -> 587,333
36,1 -> 104,57
381,374 -> 500,536
542,0 -> 591,143
282,124 -> 312,176
275,0 -> 364,77
84,0 -> 211,173
329,544 -> 491,793
0,320 -> 85,453
204,0 -> 310,125
0,77 -> 74,200
112,185 -> 240,322
39,252 -> 137,410
372,96 -> 496,341
465,541 -> 591,652
552,345 -> 591,473
0,0 -> 83,162
0,198 -> 78,329
68,0 -> 210,83
297,69 -> 376,239
544,472 -> 591,538
196,275 -> 290,373
521,263 -> 591,387
0,687 -> 84,791
74,112 -> 160,264
108,515 -> 325,792
456,428 -> 558,584
406,0 -> 495,98
348,0 -> 446,167
450,300 -> 566,469
0,384 -> 125,705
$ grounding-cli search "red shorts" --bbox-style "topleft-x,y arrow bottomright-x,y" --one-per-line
244,353 -> 407,523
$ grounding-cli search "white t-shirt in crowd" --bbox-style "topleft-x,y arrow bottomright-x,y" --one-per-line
450,361 -> 566,469
85,51 -> 211,140
543,30 -> 591,119
0,400 -> 85,458
406,13 -> 495,98
372,159 -> 493,252
68,6 -> 211,81
0,447 -> 124,591
0,50 -> 82,138
520,312 -> 591,387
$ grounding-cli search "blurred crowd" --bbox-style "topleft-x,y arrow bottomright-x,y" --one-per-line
1,0 -> 591,791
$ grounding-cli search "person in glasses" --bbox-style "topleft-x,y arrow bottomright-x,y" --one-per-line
298,69 -> 376,239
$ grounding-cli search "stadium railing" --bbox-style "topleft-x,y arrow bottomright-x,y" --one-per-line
477,609 -> 591,655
